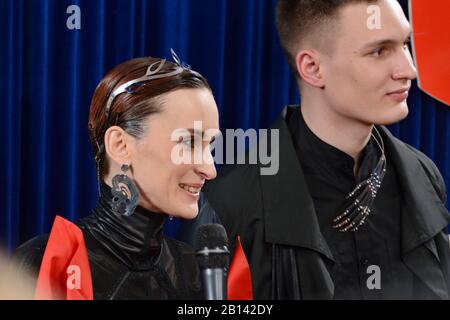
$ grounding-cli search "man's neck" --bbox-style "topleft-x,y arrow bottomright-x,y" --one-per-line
300,100 -> 373,170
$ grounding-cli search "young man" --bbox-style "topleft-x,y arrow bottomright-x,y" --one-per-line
180,0 -> 450,299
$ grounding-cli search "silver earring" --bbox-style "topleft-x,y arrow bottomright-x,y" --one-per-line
111,163 -> 139,216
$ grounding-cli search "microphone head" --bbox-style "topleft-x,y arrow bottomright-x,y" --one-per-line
195,224 -> 230,270
195,223 -> 229,249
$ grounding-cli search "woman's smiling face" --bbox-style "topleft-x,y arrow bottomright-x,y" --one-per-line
127,87 -> 219,219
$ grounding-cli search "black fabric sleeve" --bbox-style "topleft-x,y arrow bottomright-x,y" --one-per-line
9,234 -> 49,289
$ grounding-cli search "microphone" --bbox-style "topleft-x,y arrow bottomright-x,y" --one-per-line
195,224 -> 230,300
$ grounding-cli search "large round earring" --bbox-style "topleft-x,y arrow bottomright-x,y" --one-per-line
111,163 -> 139,216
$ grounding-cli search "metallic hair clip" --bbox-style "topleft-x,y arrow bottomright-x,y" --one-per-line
104,49 -> 189,117
170,48 -> 191,69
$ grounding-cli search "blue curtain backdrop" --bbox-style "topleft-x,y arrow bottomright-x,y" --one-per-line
0,0 -> 449,252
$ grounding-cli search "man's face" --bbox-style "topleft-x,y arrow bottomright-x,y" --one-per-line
321,0 -> 417,126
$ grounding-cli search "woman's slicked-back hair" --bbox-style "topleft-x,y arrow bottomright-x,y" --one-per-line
88,56 -> 211,179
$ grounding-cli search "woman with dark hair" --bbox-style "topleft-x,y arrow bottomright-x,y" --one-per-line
12,51 -> 220,300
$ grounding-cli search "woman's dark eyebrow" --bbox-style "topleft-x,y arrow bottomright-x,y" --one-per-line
185,128 -> 203,136
184,128 -> 218,142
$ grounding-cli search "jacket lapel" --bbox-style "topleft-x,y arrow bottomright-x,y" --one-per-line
258,106 -> 450,299
380,126 -> 450,299
259,107 -> 334,262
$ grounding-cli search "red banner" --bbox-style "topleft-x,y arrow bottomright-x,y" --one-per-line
410,0 -> 450,106
227,236 -> 253,300
35,215 -> 93,300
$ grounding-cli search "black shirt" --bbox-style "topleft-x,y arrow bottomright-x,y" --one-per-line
287,107 -> 415,299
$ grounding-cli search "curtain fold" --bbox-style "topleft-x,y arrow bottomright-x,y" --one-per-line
0,0 -> 448,252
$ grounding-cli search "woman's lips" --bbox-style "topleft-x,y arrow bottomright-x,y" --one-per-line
179,183 -> 202,197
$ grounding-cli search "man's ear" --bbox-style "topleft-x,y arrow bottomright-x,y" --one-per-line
104,126 -> 132,166
295,49 -> 325,89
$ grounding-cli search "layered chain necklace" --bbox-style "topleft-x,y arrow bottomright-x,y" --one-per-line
332,127 -> 387,232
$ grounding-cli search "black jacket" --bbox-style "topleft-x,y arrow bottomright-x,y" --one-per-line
180,106 -> 450,300
11,183 -> 201,300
